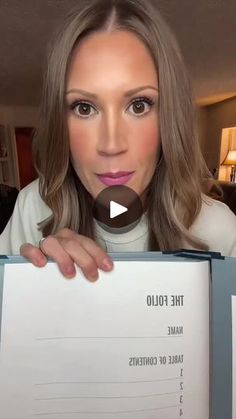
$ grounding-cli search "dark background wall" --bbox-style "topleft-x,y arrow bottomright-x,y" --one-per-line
200,96 -> 236,172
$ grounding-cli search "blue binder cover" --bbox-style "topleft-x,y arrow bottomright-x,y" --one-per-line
211,257 -> 236,419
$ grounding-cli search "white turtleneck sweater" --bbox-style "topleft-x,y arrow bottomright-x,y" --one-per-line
0,179 -> 235,257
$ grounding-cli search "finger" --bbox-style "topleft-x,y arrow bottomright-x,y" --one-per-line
55,230 -> 113,276
20,243 -> 48,267
77,235 -> 113,271
39,235 -> 77,279
57,236 -> 102,281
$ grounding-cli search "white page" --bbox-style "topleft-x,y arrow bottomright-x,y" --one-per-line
232,295 -> 236,419
0,260 -> 210,419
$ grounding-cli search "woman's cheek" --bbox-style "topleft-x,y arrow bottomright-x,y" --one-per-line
135,123 -> 160,162
69,125 -> 92,162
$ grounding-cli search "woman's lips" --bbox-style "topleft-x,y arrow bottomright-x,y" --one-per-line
96,171 -> 135,186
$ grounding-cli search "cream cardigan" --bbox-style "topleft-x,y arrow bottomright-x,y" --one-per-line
0,179 -> 235,256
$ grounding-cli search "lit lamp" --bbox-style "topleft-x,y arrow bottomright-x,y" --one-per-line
222,150 -> 236,182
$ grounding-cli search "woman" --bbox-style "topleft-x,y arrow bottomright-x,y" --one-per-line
0,0 -> 235,280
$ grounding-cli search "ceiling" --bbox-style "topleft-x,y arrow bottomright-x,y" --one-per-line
0,0 -> 236,107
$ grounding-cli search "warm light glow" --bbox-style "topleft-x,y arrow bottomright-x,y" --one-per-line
219,127 -> 236,181
222,150 -> 236,166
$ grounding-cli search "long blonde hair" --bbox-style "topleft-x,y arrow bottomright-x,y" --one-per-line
33,0 -> 212,250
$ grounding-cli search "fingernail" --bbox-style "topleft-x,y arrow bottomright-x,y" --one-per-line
35,256 -> 46,266
88,271 -> 98,281
102,257 -> 113,270
65,266 -> 76,278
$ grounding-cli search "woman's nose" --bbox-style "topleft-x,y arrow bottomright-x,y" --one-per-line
96,113 -> 128,156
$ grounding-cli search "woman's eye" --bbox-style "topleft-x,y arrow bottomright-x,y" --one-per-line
128,98 -> 154,116
71,102 -> 96,118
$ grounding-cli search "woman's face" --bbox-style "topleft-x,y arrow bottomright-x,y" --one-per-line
66,30 -> 160,199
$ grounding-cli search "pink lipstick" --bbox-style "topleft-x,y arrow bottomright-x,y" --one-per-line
96,171 -> 134,186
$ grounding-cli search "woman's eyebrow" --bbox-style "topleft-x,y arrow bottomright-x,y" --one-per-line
65,85 -> 159,99
124,85 -> 159,97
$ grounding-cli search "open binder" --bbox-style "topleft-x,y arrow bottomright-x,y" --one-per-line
0,251 -> 235,419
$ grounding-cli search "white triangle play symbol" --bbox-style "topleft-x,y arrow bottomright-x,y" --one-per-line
110,201 -> 128,219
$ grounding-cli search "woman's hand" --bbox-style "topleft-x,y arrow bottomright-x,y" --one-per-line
20,228 -> 113,281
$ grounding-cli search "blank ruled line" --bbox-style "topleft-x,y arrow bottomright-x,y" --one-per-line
35,404 -> 180,416
35,377 -> 183,385
35,390 -> 181,401
36,336 -> 183,340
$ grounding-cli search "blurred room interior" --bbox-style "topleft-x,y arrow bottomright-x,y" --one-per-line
0,0 -> 236,230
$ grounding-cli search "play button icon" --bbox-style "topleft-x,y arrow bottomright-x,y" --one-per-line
93,185 -> 143,229
110,201 -> 128,218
